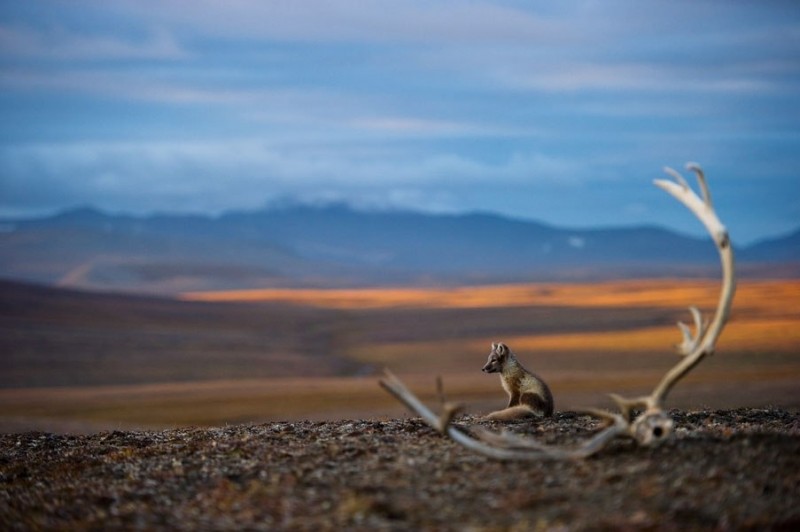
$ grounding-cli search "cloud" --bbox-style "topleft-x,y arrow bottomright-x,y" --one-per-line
0,139 -> 588,214
346,116 -> 538,139
0,24 -> 185,61
498,62 -> 778,93
4,1 -> 794,111
350,117 -> 477,135
0,67 -> 293,105
98,0 -> 565,45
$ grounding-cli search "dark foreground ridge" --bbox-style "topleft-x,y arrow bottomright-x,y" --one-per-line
2,408 -> 799,530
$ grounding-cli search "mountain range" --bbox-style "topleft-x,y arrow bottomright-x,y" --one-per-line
1,204 -> 797,293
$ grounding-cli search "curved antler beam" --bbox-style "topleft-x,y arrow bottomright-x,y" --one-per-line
648,163 -> 737,408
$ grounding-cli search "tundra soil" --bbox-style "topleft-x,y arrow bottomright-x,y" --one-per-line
2,408 -> 799,530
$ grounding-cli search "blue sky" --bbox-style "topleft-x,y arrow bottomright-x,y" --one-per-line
1,1 -> 798,245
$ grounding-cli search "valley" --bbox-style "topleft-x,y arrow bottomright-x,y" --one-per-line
1,278 -> 798,432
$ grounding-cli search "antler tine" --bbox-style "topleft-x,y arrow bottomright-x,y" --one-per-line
608,393 -> 651,420
379,369 -> 452,434
686,162 -> 712,208
676,306 -> 706,356
654,167 -> 728,249
663,166 -> 690,190
436,375 -> 448,406
663,163 -> 712,209
676,321 -> 693,354
434,375 -> 465,431
581,407 -> 623,427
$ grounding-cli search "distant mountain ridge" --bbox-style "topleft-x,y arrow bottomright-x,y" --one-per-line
0,204 -> 797,293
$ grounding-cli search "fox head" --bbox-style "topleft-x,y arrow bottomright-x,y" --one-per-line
482,342 -> 511,373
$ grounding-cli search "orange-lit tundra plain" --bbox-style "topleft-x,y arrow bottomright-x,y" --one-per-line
1,278 -> 798,432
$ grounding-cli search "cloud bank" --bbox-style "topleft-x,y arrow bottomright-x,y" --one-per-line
1,1 -> 799,243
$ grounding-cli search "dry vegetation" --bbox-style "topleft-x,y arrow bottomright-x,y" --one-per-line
182,278 -> 799,311
1,279 -> 799,431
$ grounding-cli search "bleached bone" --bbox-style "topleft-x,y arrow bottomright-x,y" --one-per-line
379,163 -> 736,459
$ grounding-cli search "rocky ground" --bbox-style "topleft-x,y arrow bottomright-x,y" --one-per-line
2,408 -> 799,530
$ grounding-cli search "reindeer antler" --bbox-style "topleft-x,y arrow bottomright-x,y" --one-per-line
649,163 -> 736,408
379,163 -> 737,459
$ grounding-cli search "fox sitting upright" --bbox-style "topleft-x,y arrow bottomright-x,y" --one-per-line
482,342 -> 554,421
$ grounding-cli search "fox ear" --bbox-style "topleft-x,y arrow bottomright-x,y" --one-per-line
496,342 -> 508,356
491,342 -> 497,350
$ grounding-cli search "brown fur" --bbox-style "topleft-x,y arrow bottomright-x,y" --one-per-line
482,342 -> 554,420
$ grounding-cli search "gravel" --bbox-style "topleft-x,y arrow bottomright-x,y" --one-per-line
2,408 -> 799,530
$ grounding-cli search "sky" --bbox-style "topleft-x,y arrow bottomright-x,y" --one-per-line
1,1 -> 799,245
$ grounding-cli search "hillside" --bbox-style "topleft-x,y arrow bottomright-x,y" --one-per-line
0,279 -> 357,388
1,205 -> 797,293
